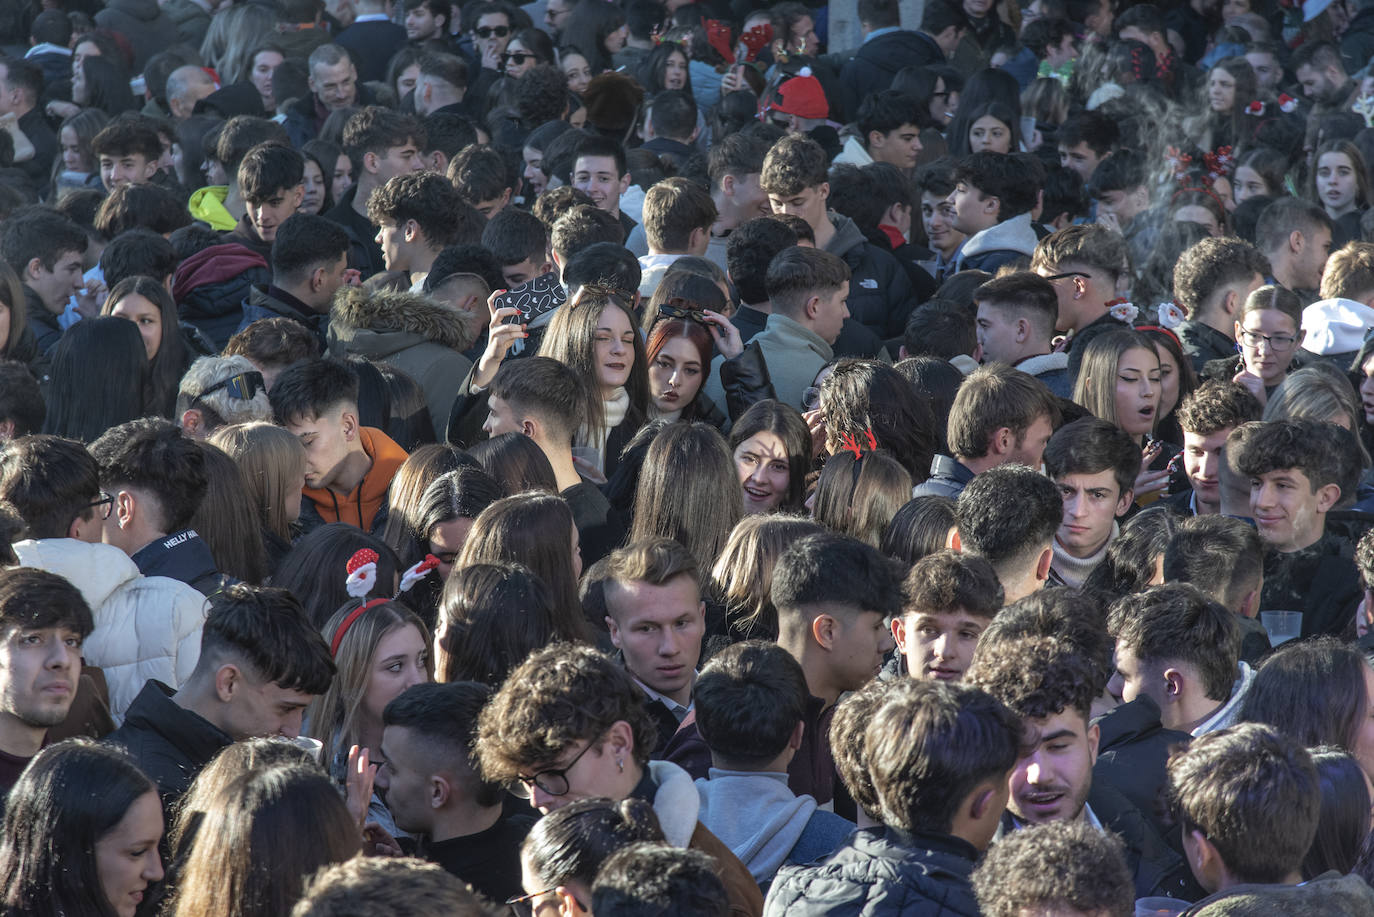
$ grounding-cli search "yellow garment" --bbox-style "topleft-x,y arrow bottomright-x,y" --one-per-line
187,185 -> 236,231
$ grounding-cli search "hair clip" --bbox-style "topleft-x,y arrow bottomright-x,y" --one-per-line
838,429 -> 878,460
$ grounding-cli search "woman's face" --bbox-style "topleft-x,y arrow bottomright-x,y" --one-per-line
734,431 -> 790,513
523,145 -> 547,195
664,50 -> 688,90
332,153 -> 354,200
1361,354 -> 1374,425
969,115 -> 1011,154
1174,204 -> 1222,236
1233,164 -> 1269,205
504,38 -> 537,78
361,624 -> 430,730
1318,151 -> 1360,216
1114,346 -> 1161,437
604,23 -> 629,54
593,305 -> 635,393
928,77 -> 952,126
109,293 -> 163,362
1154,343 -> 1182,419
1236,308 -> 1301,385
301,158 -> 325,215
396,62 -> 422,100
648,335 -> 704,414
568,104 -> 587,129
561,52 -> 592,94
1208,66 -> 1237,112
251,50 -> 284,108
428,516 -> 475,581
94,790 -> 164,917
61,126 -> 86,172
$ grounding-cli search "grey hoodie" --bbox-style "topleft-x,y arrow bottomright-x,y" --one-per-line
696,770 -> 823,883
956,211 -> 1039,273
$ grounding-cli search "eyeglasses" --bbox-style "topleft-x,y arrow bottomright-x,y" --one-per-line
196,371 -> 265,401
510,733 -> 602,799
802,385 -> 821,411
1042,271 -> 1092,282
656,301 -> 713,327
506,889 -> 587,917
85,491 -> 114,520
475,24 -> 510,38
503,51 -> 534,64
1239,330 -> 1297,351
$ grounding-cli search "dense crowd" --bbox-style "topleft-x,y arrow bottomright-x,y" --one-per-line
4,0 -> 1374,914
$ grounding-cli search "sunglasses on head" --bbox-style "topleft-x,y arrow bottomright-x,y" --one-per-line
475,24 -> 510,37
656,301 -> 713,327
197,371 -> 265,402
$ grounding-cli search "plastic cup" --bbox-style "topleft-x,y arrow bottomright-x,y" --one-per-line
1260,610 -> 1302,646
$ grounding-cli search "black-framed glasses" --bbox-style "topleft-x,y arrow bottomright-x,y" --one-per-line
656,301 -> 712,327
504,51 -> 535,64
506,888 -> 587,917
197,371 -> 265,402
475,24 -> 510,37
85,491 -> 114,520
1042,271 -> 1091,282
510,733 -> 602,800
1239,330 -> 1297,352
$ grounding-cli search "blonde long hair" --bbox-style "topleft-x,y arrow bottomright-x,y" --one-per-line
210,422 -> 306,541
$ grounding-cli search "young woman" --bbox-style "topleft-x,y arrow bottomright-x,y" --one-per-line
1232,145 -> 1289,206
298,146 -> 332,216
304,139 -> 352,205
468,432 -> 559,494
1231,284 -> 1305,404
102,276 -> 191,418
812,451 -> 913,548
73,55 -> 137,115
728,400 -> 812,514
502,27 -> 555,79
560,0 -> 627,75
945,68 -> 1022,158
628,422 -> 741,573
1073,328 -> 1172,503
645,317 -> 726,426
408,466 -> 505,582
1314,139 -> 1371,247
42,317 -> 147,443
1140,326 -> 1197,446
248,45 -> 285,114
189,441 -> 269,586
0,259 -> 31,363
168,764 -> 361,917
272,524 -> 401,628
711,515 -> 825,641
962,101 -> 1019,155
1302,748 -> 1373,880
435,561 -> 560,686
880,495 -> 959,566
207,422 -> 307,574
637,43 -> 692,96
820,360 -> 937,486
52,108 -> 108,198
1169,186 -> 1229,237
0,741 -> 163,917
1195,56 -> 1260,152
456,491 -> 592,642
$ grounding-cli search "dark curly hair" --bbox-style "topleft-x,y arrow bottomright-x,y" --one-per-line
972,820 -> 1134,917
828,679 -> 889,822
976,587 -> 1114,689
1175,380 -> 1263,436
967,634 -> 1104,721
903,549 -> 1003,619
1108,583 -> 1240,702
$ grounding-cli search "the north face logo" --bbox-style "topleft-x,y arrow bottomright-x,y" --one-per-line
859,278 -> 878,289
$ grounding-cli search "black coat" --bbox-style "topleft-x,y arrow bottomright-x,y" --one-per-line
838,31 -> 944,119
1093,695 -> 1192,846
105,680 -> 233,810
1260,515 -> 1371,639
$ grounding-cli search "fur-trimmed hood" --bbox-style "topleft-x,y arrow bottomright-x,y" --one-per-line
329,286 -> 481,354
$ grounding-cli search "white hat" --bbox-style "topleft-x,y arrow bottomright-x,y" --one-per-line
1304,0 -> 1335,22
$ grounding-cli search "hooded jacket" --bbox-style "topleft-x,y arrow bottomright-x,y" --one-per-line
1182,872 -> 1374,916
299,427 -> 409,535
94,0 -> 180,70
839,30 -> 945,118
329,286 -> 482,434
188,186 -> 237,232
12,538 -> 206,723
238,284 -> 329,348
173,242 -> 271,350
956,211 -> 1039,274
824,213 -> 915,341
831,136 -> 874,167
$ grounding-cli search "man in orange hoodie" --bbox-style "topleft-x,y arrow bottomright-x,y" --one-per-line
268,358 -> 408,535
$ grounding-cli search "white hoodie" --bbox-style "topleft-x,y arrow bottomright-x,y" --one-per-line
1300,297 -> 1374,357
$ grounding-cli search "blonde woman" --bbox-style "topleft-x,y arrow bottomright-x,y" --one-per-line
209,422 -> 306,574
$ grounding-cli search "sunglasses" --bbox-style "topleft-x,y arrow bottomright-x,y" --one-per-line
503,51 -> 534,64
475,24 -> 510,37
197,371 -> 265,401
656,301 -> 714,327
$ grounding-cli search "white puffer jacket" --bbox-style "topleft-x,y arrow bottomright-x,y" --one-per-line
12,538 -> 207,723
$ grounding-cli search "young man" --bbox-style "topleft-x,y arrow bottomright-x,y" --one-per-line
973,272 -> 1072,396
706,131 -> 774,272
1086,149 -> 1157,272
549,204 -> 625,283
950,152 -> 1042,274
447,145 -> 515,219
1166,726 -> 1374,912
1108,584 -> 1250,736
1165,380 -> 1263,516
955,463 -> 1064,603
765,678 -> 1020,917
693,641 -> 855,884
0,57 -> 56,192
602,538 -> 706,755
1,435 -> 207,722
0,207 -> 86,357
403,0 -> 448,42
572,134 -> 638,248
230,141 -> 306,258
1056,110 -> 1119,186
1233,419 -> 1365,638
328,106 -> 427,278
1162,515 -> 1271,665
89,419 -> 222,596
916,158 -> 966,283
761,133 -> 914,340
892,550 -> 1003,682
833,91 -> 923,170
1292,41 -> 1359,153
1030,224 -> 1130,379
0,567 -> 93,793
91,115 -> 163,191
176,355 -> 275,438
773,532 -> 904,808
972,821 -> 1134,917
268,358 -> 409,535
368,170 -> 471,290
295,858 -> 485,917
189,114 -> 291,230
107,584 -> 335,807
481,208 -> 553,287
1255,197 -> 1333,303
1301,241 -> 1374,367
914,364 -> 1060,497
594,846 -> 729,917
1173,237 -> 1270,373
334,0 -> 407,84
239,212 -> 351,346
641,90 -> 700,166
474,643 -> 765,916
639,177 -> 718,295
376,682 -> 533,903
412,53 -> 469,117
1043,418 -> 1140,588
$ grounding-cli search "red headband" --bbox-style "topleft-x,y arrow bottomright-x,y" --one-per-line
1137,324 -> 1182,350
330,598 -> 391,657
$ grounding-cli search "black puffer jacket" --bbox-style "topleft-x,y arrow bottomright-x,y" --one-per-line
838,30 -> 944,119
764,827 -> 981,917
825,214 -> 916,341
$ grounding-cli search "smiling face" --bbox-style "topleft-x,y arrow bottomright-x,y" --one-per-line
1055,469 -> 1131,559
560,51 -> 592,94
1008,709 -> 1099,825
94,790 -> 164,917
1317,151 -> 1359,216
109,292 -> 163,362
573,154 -> 629,215
921,191 -> 964,258
248,185 -> 303,243
310,58 -> 358,110
1208,66 -> 1237,112
894,608 -> 988,682
1250,466 -> 1335,553
1112,346 -> 1161,436
648,335 -> 704,415
605,573 -> 704,706
734,431 -> 790,512
968,114 -> 1012,154
593,305 -> 635,393
100,152 -> 157,192
1236,308 -> 1300,385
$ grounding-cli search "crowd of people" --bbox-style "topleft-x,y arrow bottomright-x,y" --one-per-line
4,0 -> 1374,913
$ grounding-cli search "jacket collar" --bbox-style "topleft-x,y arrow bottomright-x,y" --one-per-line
129,529 -> 218,590
122,679 -> 233,763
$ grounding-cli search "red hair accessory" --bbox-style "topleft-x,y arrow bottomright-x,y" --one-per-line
1137,324 -> 1182,350
1278,93 -> 1298,113
738,22 -> 773,61
1244,100 -> 1265,116
399,555 -> 441,593
839,429 -> 878,460
1171,185 -> 1227,214
330,598 -> 390,657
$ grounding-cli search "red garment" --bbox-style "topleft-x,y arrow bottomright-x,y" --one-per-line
172,242 -> 268,302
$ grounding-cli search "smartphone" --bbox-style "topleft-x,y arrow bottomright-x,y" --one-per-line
1020,116 -> 1038,146
496,272 -> 566,326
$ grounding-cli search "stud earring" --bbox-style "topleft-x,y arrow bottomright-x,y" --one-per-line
617,758 -> 624,773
